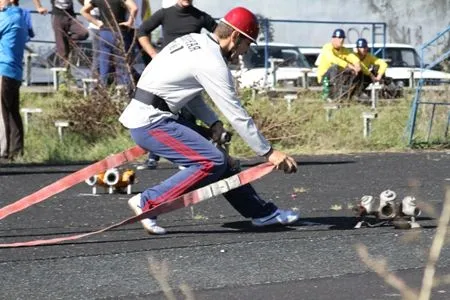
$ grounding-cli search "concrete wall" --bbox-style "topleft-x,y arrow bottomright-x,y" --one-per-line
190,0 -> 450,62
23,0 -> 450,62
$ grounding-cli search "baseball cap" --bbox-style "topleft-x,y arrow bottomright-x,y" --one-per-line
332,28 -> 346,38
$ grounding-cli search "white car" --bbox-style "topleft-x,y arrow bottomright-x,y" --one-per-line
232,43 -> 312,89
360,43 -> 450,87
299,43 -> 450,88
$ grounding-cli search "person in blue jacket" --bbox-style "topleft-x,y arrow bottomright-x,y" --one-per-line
0,0 -> 28,161
12,0 -> 34,41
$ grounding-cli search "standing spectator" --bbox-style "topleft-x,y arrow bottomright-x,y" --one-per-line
138,0 -> 216,61
84,0 -> 100,77
137,0 -> 217,169
161,0 -> 176,8
33,0 -> 89,66
0,0 -> 27,161
80,0 -> 137,87
12,0 -> 34,41
128,0 -> 151,79
120,7 -> 299,234
316,28 -> 361,100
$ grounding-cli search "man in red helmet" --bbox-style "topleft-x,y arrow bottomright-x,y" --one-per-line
120,7 -> 299,235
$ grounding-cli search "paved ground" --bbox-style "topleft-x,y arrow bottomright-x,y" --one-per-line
1,151 -> 449,300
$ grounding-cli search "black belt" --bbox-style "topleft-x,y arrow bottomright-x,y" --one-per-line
133,88 -> 171,112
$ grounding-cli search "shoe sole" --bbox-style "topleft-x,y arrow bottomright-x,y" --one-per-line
252,213 -> 300,227
128,198 -> 166,235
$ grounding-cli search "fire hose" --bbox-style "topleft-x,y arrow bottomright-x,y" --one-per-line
0,161 -> 274,247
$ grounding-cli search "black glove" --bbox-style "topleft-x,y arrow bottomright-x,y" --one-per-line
210,121 -> 232,145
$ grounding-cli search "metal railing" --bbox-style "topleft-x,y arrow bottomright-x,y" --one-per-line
406,25 -> 450,146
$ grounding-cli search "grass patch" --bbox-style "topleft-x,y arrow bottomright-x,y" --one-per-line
17,88 -> 449,164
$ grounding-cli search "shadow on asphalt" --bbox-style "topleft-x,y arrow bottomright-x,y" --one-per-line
0,170 -> 76,176
221,221 -> 296,232
0,161 -> 93,168
294,217 -> 358,230
241,160 -> 356,168
225,216 -> 436,231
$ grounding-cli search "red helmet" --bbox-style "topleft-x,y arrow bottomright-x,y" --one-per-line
221,7 -> 259,43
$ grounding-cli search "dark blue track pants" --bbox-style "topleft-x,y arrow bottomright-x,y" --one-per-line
130,117 -> 277,218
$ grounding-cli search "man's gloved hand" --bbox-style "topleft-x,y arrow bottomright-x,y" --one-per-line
210,121 -> 232,145
265,149 -> 297,174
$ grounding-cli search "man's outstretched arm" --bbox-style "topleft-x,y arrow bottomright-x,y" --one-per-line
32,0 -> 48,14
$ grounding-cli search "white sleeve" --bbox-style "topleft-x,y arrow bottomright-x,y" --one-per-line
194,64 -> 272,156
184,94 -> 219,126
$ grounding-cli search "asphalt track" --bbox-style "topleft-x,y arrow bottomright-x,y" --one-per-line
1,151 -> 449,300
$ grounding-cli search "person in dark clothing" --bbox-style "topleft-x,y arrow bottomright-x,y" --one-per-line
33,0 -> 89,66
137,0 -> 216,59
137,0 -> 217,169
81,0 -> 137,86
0,0 -> 27,161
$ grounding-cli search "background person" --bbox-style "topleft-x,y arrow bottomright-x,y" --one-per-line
120,7 -> 299,235
0,0 -> 28,161
80,0 -> 137,87
316,28 -> 361,100
13,0 -> 34,41
84,0 -> 100,77
354,37 -> 388,98
137,0 -> 217,169
161,0 -> 176,8
33,0 -> 89,67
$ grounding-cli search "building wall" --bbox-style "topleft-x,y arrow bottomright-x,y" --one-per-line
192,0 -> 450,62
23,0 -> 450,62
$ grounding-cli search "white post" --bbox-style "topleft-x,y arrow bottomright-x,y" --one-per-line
362,112 -> 377,138
54,120 -> 72,141
50,67 -> 68,91
268,58 -> 284,89
82,78 -> 98,97
24,53 -> 38,86
409,70 -> 415,88
368,83 -> 382,110
324,104 -> 339,122
299,69 -> 310,88
20,108 -> 42,133
284,94 -> 297,111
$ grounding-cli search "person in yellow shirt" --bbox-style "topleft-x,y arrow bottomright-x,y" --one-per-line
317,28 -> 361,84
316,29 -> 362,100
354,38 -> 388,92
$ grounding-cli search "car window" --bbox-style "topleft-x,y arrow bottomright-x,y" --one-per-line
303,54 -> 319,67
243,46 -> 311,69
373,47 -> 420,67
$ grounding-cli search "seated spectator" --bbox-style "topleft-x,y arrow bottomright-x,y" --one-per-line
354,38 -> 388,97
316,28 -> 361,100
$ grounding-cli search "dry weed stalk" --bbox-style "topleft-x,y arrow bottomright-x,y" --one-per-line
356,244 -> 419,300
418,188 -> 450,300
148,257 -> 196,300
357,186 -> 450,300
148,257 -> 177,300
